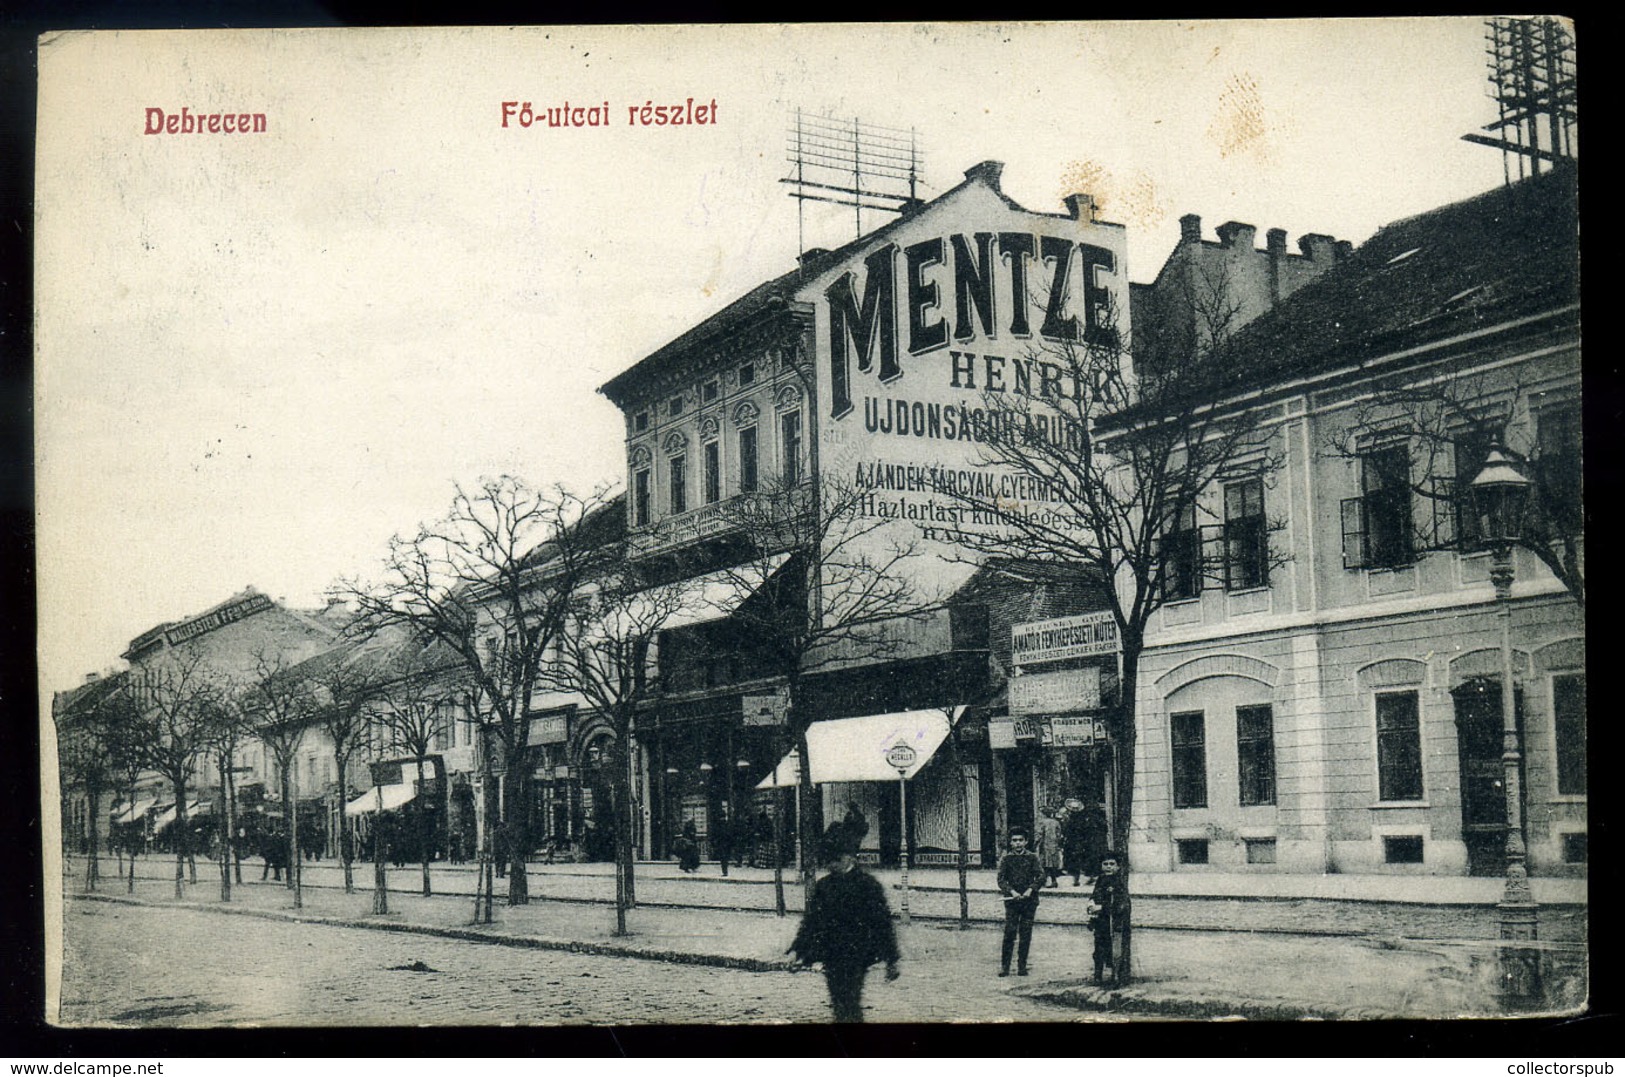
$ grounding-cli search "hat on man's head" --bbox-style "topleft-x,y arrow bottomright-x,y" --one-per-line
1008,826 -> 1031,841
818,823 -> 859,864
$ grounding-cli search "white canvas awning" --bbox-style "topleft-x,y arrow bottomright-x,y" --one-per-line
630,552 -> 791,631
345,783 -> 418,817
756,706 -> 964,787
151,800 -> 205,832
111,798 -> 158,824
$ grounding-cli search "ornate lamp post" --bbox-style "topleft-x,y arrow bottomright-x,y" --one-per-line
1470,445 -> 1540,1005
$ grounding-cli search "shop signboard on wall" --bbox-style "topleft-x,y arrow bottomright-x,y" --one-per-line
808,170 -> 1129,607
1011,611 -> 1120,666
742,687 -> 789,726
1009,666 -> 1103,715
530,712 -> 571,745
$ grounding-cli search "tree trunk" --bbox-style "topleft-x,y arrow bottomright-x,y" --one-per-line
373,794 -> 390,915
85,778 -> 101,893
416,756 -> 432,897
218,753 -> 232,903
126,778 -> 138,895
290,779 -> 303,910
172,776 -> 188,900
611,739 -> 632,936
228,762 -> 241,885
1112,640 -> 1141,986
503,757 -> 529,906
336,750 -> 355,893
795,725 -> 816,905
957,747 -> 970,927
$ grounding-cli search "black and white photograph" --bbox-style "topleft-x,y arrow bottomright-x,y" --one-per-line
33,18 -> 1584,1030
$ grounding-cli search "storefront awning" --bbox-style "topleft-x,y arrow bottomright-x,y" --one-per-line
345,783 -> 418,817
633,552 -> 791,631
111,798 -> 158,824
151,801 -> 206,832
756,706 -> 964,787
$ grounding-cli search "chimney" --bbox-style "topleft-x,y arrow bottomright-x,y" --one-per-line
1335,240 -> 1354,262
1266,229 -> 1286,305
963,160 -> 1005,190
1215,221 -> 1257,251
1299,233 -> 1338,261
1179,213 -> 1202,243
797,247 -> 831,269
1063,193 -> 1096,222
84,672 -> 100,684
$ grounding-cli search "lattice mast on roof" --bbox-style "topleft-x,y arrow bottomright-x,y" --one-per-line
1461,17 -> 1577,184
784,109 -> 927,268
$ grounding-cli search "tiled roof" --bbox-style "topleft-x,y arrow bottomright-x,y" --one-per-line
1200,168 -> 1578,400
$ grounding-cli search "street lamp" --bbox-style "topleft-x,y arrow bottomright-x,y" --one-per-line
884,741 -> 918,925
1469,445 -> 1540,1005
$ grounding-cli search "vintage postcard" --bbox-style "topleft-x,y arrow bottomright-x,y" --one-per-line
36,20 -> 1583,1029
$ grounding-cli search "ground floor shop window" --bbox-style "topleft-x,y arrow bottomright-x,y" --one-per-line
1375,690 -> 1423,801
1553,672 -> 1586,795
1170,711 -> 1207,809
1236,704 -> 1276,806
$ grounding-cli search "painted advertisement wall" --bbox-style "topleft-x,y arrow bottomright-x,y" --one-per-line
797,163 -> 1130,604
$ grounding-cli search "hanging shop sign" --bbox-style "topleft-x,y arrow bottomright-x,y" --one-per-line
1049,714 -> 1112,748
742,687 -> 790,727
1011,611 -> 1120,666
1009,666 -> 1103,715
530,711 -> 571,745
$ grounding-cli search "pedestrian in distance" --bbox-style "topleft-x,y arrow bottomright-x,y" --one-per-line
996,826 -> 1044,977
788,824 -> 900,1023
1060,796 -> 1090,886
714,807 -> 735,877
1087,850 -> 1131,986
675,819 -> 701,873
1035,804 -> 1063,888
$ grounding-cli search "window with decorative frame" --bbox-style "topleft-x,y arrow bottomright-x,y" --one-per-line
1553,672 -> 1586,795
668,453 -> 688,515
1162,502 -> 1201,601
1375,689 -> 1424,801
1224,478 -> 1269,590
1235,704 -> 1276,806
703,439 -> 721,505
1170,710 -> 1208,809
1343,443 -> 1413,569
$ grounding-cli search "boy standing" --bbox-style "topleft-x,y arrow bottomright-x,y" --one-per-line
996,827 -> 1044,977
1087,850 -> 1131,985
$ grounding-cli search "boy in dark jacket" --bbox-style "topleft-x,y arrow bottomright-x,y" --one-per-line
1087,850 -> 1131,985
996,827 -> 1045,977
789,825 -> 900,1023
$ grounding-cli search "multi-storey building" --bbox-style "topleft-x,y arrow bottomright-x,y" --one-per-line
1116,168 -> 1582,879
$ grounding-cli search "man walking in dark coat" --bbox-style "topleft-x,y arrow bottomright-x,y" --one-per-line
996,827 -> 1044,977
788,825 -> 900,1023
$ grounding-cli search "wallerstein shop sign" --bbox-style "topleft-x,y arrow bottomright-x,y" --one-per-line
1011,611 -> 1119,666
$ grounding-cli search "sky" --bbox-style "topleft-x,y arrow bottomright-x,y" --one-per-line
34,19 -> 1521,697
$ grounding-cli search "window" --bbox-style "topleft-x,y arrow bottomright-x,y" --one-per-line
1375,690 -> 1424,801
1224,479 -> 1268,590
1537,403 -> 1583,535
1236,704 -> 1276,806
703,440 -> 721,505
1383,835 -> 1424,864
669,454 -> 688,515
1244,838 -> 1277,864
701,379 -> 720,403
633,411 -> 649,433
1343,445 -> 1413,569
1175,838 -> 1209,865
634,468 -> 651,526
1561,833 -> 1588,864
1452,431 -> 1494,550
738,426 -> 759,493
1553,672 -> 1586,795
668,395 -> 684,417
1170,711 -> 1208,809
781,410 -> 803,484
1162,503 -> 1201,601
738,362 -> 756,386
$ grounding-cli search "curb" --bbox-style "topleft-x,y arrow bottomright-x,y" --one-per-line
1014,981 -> 1406,1021
73,892 -> 804,975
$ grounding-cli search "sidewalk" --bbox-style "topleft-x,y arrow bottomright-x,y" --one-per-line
65,857 -> 1589,1020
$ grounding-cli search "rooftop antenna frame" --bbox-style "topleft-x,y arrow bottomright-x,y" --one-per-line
1461,17 -> 1577,184
784,108 -> 927,265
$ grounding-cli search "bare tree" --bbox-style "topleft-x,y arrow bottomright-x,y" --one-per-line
241,650 -> 316,909
55,709 -> 113,892
98,685 -> 148,894
710,472 -> 934,907
377,642 -> 464,897
1323,375 -> 1584,607
559,565 -> 688,935
305,638 -> 392,894
340,477 -> 615,906
127,649 -> 223,900
937,285 -> 1282,985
